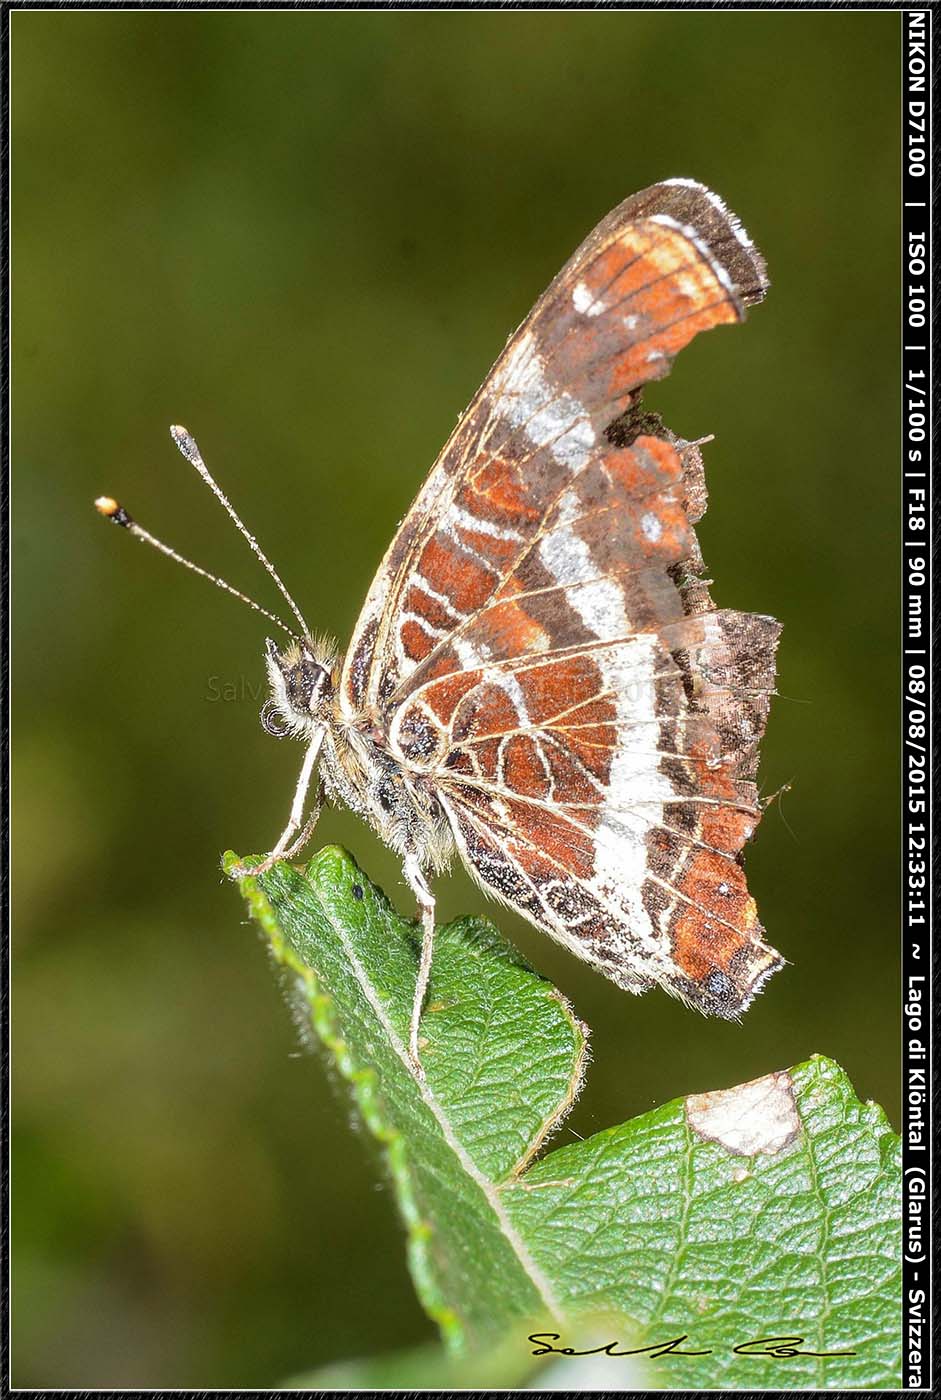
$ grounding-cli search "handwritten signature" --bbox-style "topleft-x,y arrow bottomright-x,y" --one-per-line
528,1332 -> 857,1360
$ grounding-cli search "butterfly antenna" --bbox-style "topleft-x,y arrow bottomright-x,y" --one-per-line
170,426 -> 310,636
94,496 -> 300,640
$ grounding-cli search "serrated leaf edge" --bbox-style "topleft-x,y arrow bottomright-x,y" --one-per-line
229,853 -> 567,1341
503,989 -> 589,1184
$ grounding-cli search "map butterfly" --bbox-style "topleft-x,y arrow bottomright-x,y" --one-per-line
98,178 -> 783,1069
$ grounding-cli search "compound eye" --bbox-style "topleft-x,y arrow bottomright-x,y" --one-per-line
260,700 -> 290,738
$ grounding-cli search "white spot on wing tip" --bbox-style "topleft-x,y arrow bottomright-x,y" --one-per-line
572,280 -> 604,317
640,511 -> 662,542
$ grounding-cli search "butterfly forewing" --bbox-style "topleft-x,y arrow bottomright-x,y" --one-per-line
341,180 -> 759,716
338,179 -> 782,1017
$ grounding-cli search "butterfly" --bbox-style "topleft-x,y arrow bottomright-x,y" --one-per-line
97,178 -> 783,1071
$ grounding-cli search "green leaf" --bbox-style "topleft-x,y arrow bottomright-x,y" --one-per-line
230,847 -> 902,1391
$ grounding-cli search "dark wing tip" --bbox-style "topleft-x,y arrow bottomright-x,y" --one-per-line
630,177 -> 770,308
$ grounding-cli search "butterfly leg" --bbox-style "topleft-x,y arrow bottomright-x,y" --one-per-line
403,853 -> 436,1075
277,781 -> 326,860
239,733 -> 323,876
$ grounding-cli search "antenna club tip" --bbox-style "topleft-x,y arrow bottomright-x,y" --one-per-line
170,423 -> 202,466
95,496 -> 133,527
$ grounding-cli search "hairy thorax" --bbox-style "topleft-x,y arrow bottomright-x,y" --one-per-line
263,631 -> 453,875
320,718 -> 454,874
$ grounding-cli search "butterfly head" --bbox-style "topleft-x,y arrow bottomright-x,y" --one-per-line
261,636 -> 337,738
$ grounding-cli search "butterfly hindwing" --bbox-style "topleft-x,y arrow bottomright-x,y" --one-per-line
390,591 -> 781,1016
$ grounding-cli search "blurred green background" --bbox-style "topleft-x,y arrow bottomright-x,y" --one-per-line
12,9 -> 900,1389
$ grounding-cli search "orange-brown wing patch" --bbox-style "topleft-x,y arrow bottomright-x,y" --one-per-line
340,180 -> 766,717
393,615 -> 781,1017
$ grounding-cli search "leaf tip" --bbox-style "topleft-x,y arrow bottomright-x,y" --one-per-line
221,849 -> 244,880
303,843 -> 361,883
